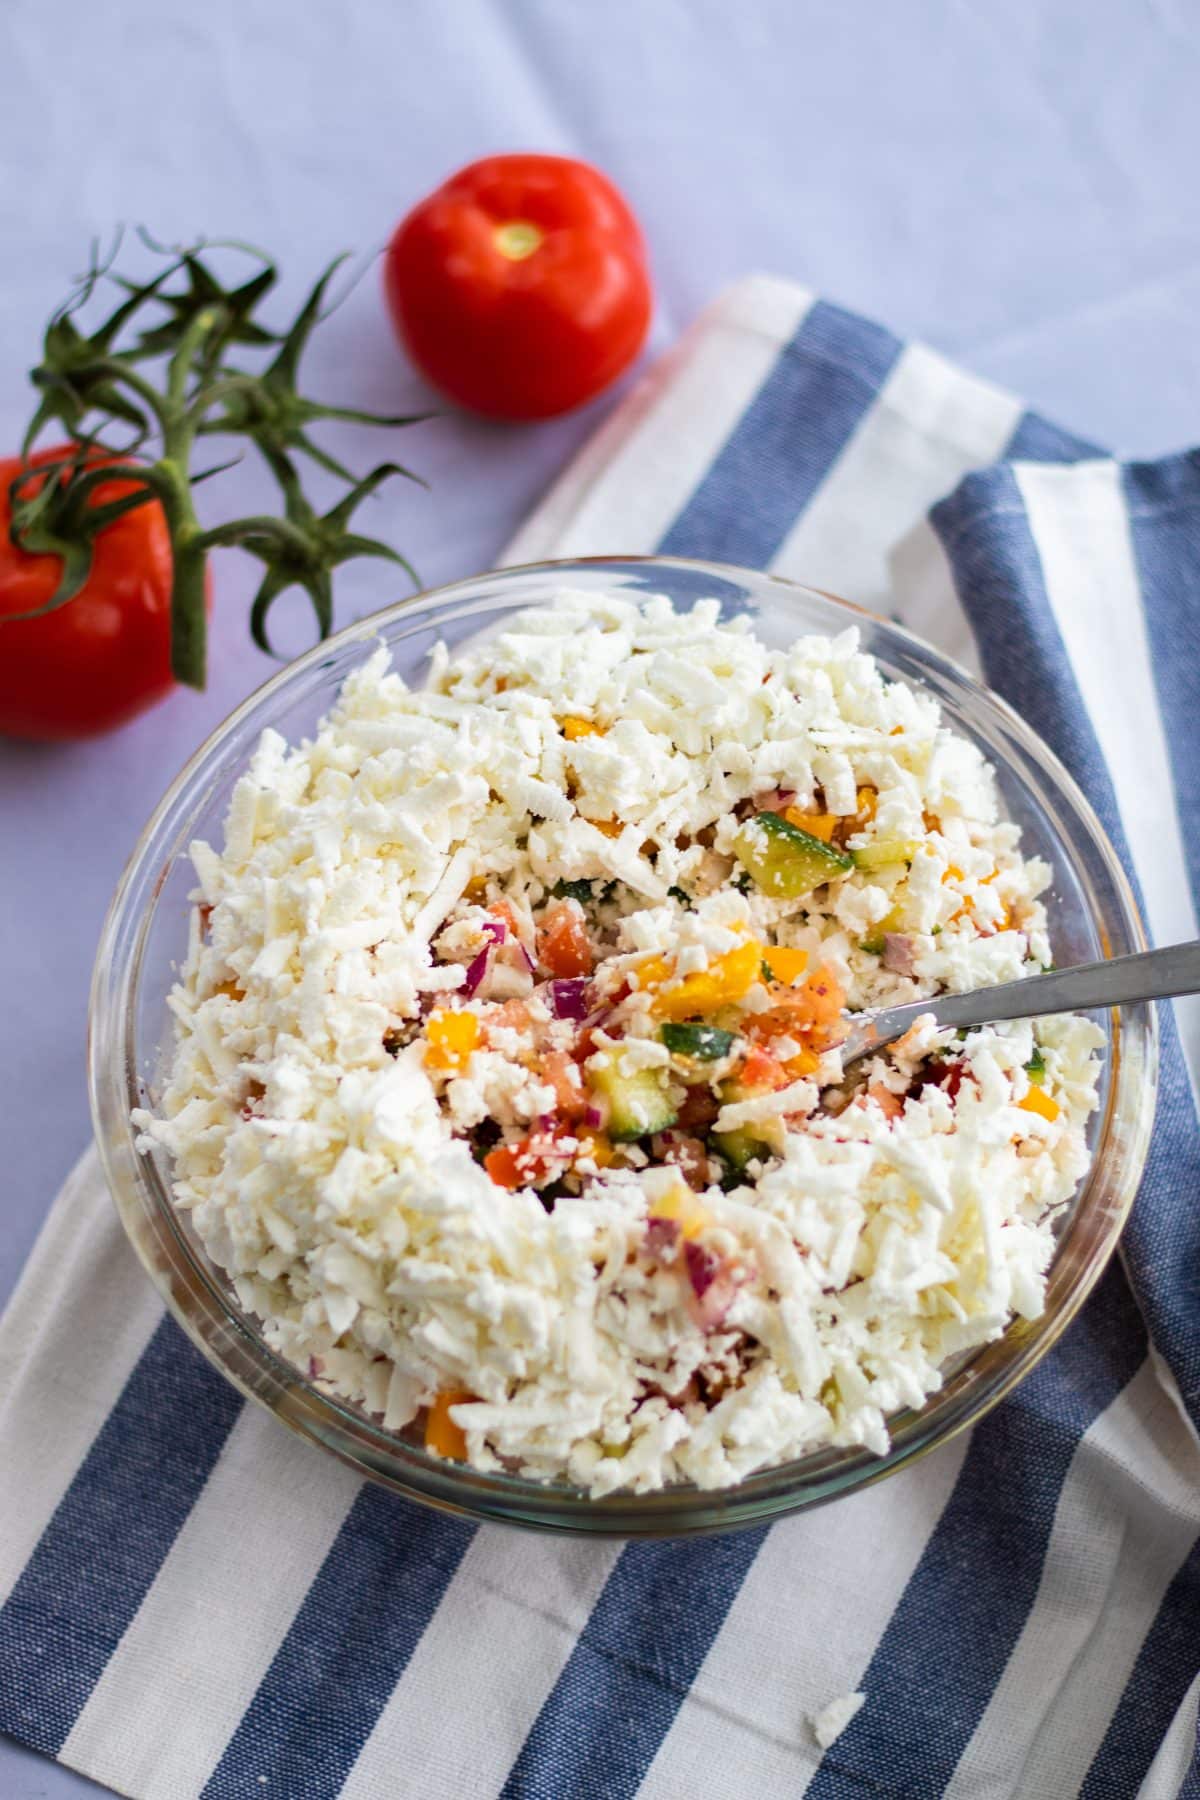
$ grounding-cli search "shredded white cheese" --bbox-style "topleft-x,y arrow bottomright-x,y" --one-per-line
136,590 -> 1101,1495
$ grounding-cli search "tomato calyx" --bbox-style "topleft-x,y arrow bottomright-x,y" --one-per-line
6,238 -> 425,698
493,221 -> 544,261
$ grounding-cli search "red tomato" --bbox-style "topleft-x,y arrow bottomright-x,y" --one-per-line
540,1048 -> 590,1120
0,447 -> 193,741
384,153 -> 652,419
537,900 -> 594,977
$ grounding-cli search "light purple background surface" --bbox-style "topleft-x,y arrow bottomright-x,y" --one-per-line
3,1 -> 1200,1793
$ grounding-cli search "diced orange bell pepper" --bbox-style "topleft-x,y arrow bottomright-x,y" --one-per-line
424,1008 -> 481,1072
784,1046 -> 820,1078
592,818 -> 623,838
425,1390 -> 473,1460
761,944 -> 809,985
783,807 -> 837,842
1019,1086 -> 1060,1122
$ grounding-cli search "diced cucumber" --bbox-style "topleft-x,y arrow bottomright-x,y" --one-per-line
850,838 -> 920,871
589,1058 -> 678,1142
712,1126 -> 769,1173
733,811 -> 853,899
660,1022 -> 736,1061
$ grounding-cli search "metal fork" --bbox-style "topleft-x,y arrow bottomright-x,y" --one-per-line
840,940 -> 1200,1067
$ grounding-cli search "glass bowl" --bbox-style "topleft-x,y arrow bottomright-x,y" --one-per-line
89,556 -> 1156,1536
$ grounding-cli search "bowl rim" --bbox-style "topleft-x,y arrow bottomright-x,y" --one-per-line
89,554 -> 1158,1535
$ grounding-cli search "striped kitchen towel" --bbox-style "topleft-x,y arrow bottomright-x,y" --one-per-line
2,275 -> 1198,1800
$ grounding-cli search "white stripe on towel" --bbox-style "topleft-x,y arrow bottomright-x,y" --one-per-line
944,1359 -> 1200,1799
769,341 -> 1021,623
637,1432 -> 970,1800
1137,1670 -> 1200,1799
501,277 -> 814,565
339,1532 -> 621,1800
1017,460 -> 1200,1099
0,1149 -> 163,1607
60,1406 -> 360,1800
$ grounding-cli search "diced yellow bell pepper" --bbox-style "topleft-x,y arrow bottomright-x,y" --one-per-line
592,817 -> 623,838
649,1183 -> 713,1239
424,1008 -> 481,1072
783,806 -> 837,842
761,944 -> 809,985
1019,1086 -> 1060,1122
562,716 -> 604,740
855,785 -> 878,823
784,1046 -> 820,1078
647,938 -> 764,1020
574,1130 -> 615,1169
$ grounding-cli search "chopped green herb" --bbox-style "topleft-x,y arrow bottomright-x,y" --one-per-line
667,884 -> 693,908
661,1022 -> 736,1061
733,870 -> 753,894
1025,1046 -> 1047,1085
858,936 -> 885,956
551,878 -> 594,904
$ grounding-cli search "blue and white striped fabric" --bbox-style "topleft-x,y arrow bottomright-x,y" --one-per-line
2,274 -> 1198,1800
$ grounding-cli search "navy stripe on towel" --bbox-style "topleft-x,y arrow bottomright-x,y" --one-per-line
1080,1533 -> 1200,1798
1122,451 -> 1200,918
499,1529 -> 768,1800
657,300 -> 902,566
807,1263 -> 1146,1798
932,464 -> 1200,1430
0,1315 -> 242,1755
201,1486 -> 474,1799
1005,409 -> 1102,463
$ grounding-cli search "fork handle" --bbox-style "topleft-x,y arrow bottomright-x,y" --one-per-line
851,940 -> 1200,1060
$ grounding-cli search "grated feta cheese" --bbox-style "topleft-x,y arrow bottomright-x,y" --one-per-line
136,590 -> 1102,1496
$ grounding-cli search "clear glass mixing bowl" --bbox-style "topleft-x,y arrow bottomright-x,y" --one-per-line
89,557 -> 1156,1535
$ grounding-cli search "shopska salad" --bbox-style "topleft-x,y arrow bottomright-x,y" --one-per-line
137,590 -> 1102,1495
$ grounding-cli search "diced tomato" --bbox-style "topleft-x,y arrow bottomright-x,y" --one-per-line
675,1084 -> 720,1131
655,1131 -> 710,1190
738,1044 -> 790,1092
867,1081 -> 904,1120
799,966 -> 844,1030
484,1145 -> 524,1189
484,1125 -> 573,1189
482,998 -> 533,1041
541,1048 -> 590,1119
538,900 -> 594,977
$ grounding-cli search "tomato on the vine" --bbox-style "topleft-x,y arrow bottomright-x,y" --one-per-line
384,153 -> 652,420
0,447 -> 198,741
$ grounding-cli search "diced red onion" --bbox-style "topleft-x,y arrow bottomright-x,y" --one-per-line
307,1355 -> 324,1379
645,1217 -> 681,1257
550,978 -> 591,1020
582,1004 -> 613,1033
517,938 -> 537,973
584,1105 -> 604,1129
882,932 -> 920,977
684,1239 -> 719,1298
683,1241 -> 739,1329
480,919 -> 507,945
462,944 -> 492,998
